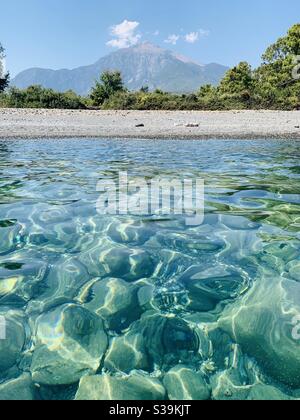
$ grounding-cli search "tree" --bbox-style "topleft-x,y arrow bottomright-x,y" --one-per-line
140,86 -> 149,93
0,43 -> 9,92
197,84 -> 223,110
90,71 -> 125,106
255,24 -> 300,109
197,84 -> 218,99
262,24 -> 300,64
219,62 -> 254,97
3,85 -> 86,109
217,62 -> 255,108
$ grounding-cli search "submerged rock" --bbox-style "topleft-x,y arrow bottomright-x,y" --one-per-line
107,220 -> 154,245
30,304 -> 108,385
210,344 -> 259,400
104,333 -> 149,373
153,249 -> 195,282
286,260 -> 300,282
81,244 -> 156,282
219,215 -> 261,231
78,278 -> 149,332
0,309 -> 26,372
219,268 -> 300,388
26,256 -> 90,315
156,232 -> 224,257
163,365 -> 211,400
0,255 -> 47,306
130,312 -> 200,369
104,307 -> 202,374
75,373 -> 166,401
0,221 -> 24,255
99,247 -> 155,282
212,368 -> 292,401
247,384 -> 291,401
26,204 -> 95,254
206,327 -> 233,371
211,370 -> 253,401
0,373 -> 35,400
180,265 -> 249,312
263,242 -> 299,264
36,383 -> 78,401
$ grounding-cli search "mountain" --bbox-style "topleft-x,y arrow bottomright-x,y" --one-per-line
12,43 -> 229,95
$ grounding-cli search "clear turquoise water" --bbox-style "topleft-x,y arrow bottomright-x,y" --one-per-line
0,138 -> 300,400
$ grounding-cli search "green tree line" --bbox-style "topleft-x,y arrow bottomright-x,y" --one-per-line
1,24 -> 300,110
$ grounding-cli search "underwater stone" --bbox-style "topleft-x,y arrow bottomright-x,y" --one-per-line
0,373 -> 35,400
80,244 -> 156,282
99,247 -> 155,282
156,232 -> 224,257
219,268 -> 300,388
163,365 -> 211,400
206,327 -> 233,371
36,383 -> 78,401
263,242 -> 299,263
286,260 -> 300,282
26,256 -> 90,315
107,221 -> 154,245
0,275 -> 25,307
247,384 -> 291,401
194,326 -> 211,362
0,256 -> 47,306
75,373 -> 166,400
210,343 -> 262,400
257,253 -> 285,275
219,215 -> 261,231
211,369 -> 252,401
26,204 -> 88,254
153,249 -> 195,282
0,221 -> 23,255
79,278 -> 144,332
104,333 -> 149,373
180,265 -> 248,312
0,309 -> 26,372
130,312 -> 200,369
136,280 -> 156,309
30,304 -> 108,385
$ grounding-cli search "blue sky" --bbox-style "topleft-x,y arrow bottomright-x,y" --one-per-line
2,0 -> 299,76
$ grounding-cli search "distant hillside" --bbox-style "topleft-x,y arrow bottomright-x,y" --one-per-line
12,43 -> 228,95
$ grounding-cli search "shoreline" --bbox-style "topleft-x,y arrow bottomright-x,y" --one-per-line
1,109 -> 300,140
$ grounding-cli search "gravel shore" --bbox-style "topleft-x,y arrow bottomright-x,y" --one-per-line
0,108 -> 300,139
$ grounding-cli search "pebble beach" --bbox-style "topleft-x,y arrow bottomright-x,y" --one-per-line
0,108 -> 300,139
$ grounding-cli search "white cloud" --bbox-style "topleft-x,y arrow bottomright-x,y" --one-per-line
164,34 -> 180,45
185,32 -> 199,44
164,29 -> 210,46
185,29 -> 210,44
153,30 -> 160,36
107,20 -> 141,49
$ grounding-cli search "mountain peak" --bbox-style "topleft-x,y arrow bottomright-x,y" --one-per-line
127,42 -> 165,53
125,42 -> 201,66
12,45 -> 228,95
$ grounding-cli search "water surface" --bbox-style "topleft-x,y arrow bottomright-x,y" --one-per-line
0,139 -> 299,400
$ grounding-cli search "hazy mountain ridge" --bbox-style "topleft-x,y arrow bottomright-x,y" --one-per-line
12,43 -> 228,95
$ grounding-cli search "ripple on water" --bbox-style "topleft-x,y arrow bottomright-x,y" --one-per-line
0,138 -> 299,400
0,252 -> 48,307
0,220 -> 24,255
30,304 -> 108,386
